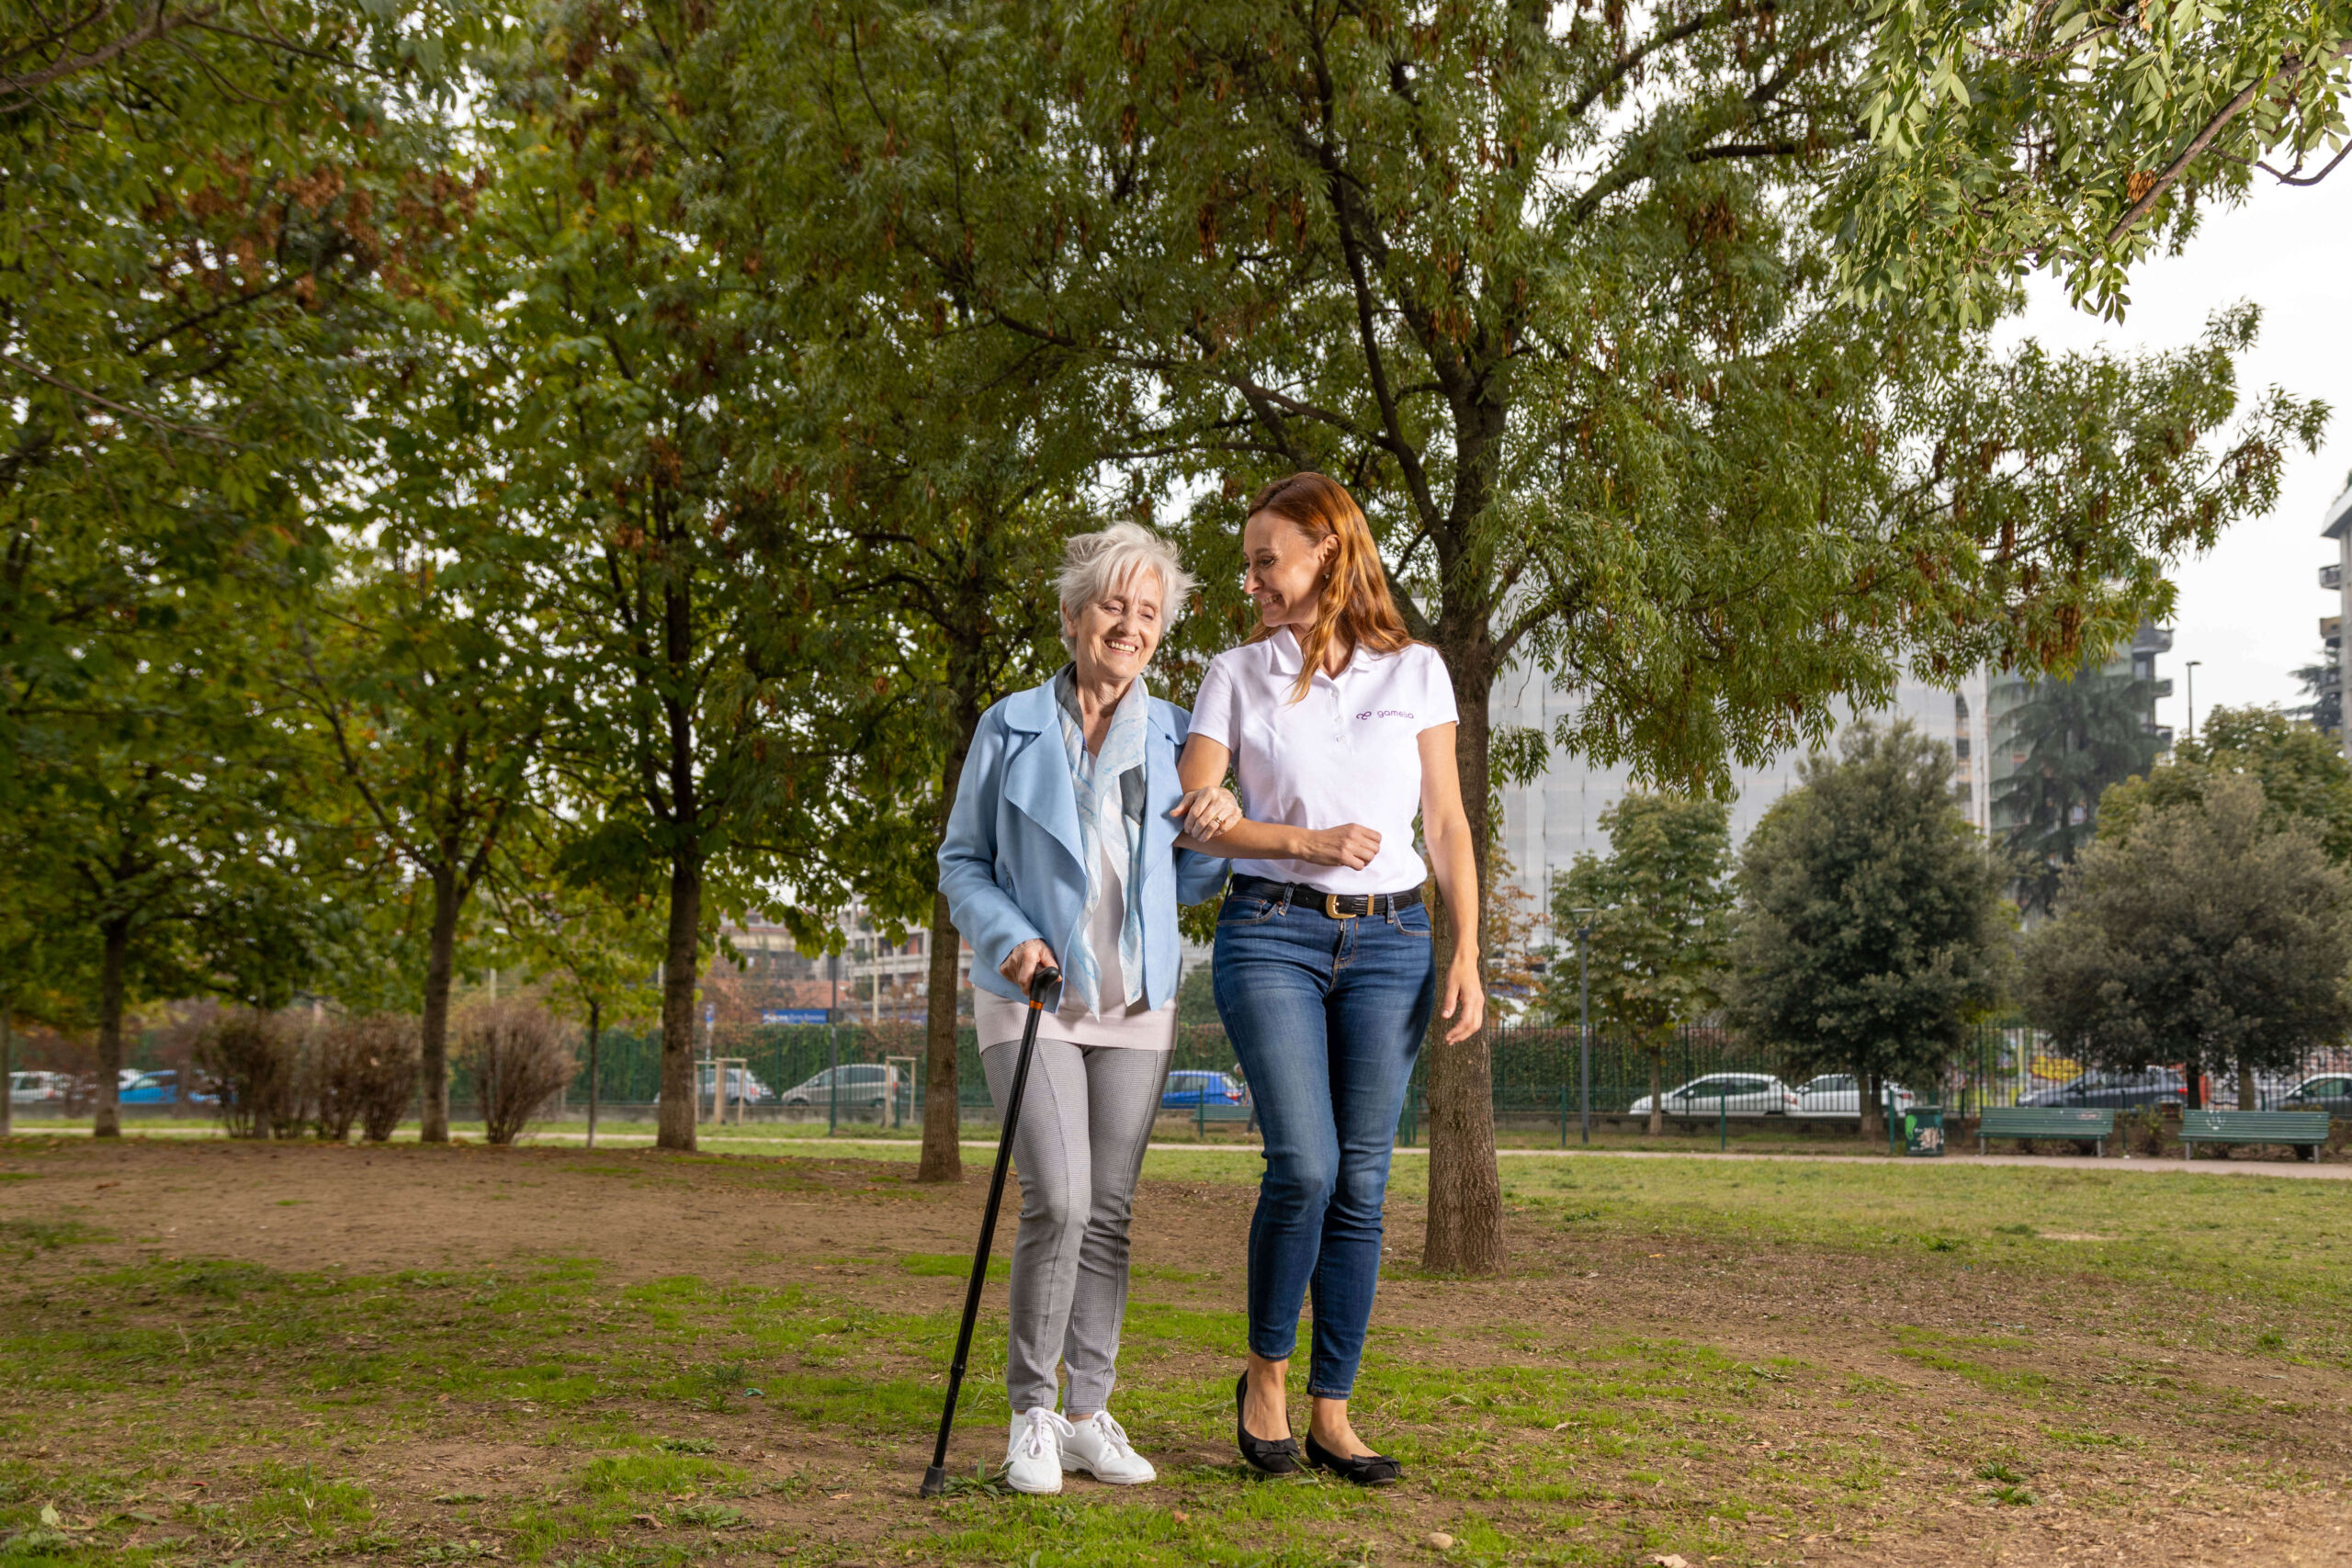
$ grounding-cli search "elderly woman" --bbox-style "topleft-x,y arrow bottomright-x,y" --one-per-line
936,522 -> 1234,1495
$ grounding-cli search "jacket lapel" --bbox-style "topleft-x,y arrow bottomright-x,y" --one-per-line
1001,682 -> 1084,874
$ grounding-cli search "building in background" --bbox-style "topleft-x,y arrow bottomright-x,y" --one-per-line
2322,479 -> 2352,755
1491,662 -> 1990,931
1493,622 -> 2173,940
716,905 -> 971,1025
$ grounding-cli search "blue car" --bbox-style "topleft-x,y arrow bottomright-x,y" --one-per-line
1161,1070 -> 1248,1111
119,1070 -> 216,1106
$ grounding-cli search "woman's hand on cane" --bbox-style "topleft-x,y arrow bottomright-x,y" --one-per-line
1001,940 -> 1058,991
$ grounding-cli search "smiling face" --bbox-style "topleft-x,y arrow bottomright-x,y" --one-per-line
1242,510 -> 1338,631
1063,567 -> 1166,687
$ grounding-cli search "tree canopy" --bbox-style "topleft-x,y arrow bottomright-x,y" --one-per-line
2023,775 -> 2352,1109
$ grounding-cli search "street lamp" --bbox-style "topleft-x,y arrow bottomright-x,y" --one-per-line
2185,660 -> 2201,742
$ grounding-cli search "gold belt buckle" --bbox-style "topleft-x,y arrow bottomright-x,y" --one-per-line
1326,892 -> 1350,919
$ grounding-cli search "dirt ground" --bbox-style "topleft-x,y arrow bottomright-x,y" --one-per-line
2,1136 -> 2348,1566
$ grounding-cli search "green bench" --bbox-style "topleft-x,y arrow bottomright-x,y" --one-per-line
2178,1110 -> 2331,1161
1976,1107 -> 2116,1156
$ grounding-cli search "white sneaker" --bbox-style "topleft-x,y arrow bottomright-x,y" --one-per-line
1001,1408 -> 1071,1495
1060,1410 -> 1157,1484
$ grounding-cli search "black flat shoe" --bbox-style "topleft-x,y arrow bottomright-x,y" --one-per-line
1234,1371 -> 1300,1475
1305,1431 -> 1402,1486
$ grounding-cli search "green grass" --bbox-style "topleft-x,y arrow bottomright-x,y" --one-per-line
5,1138 -> 2347,1566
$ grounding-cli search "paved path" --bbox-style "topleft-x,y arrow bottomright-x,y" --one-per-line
19,1124 -> 2343,1179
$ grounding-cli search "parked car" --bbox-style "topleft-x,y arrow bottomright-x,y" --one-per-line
119,1070 -> 216,1106
695,1063 -> 773,1104
1792,1074 -> 1918,1118
781,1063 -> 895,1109
1627,1074 -> 1799,1118
2018,1068 -> 2187,1111
1161,1070 -> 1248,1111
2282,1073 -> 2352,1115
8,1071 -> 69,1107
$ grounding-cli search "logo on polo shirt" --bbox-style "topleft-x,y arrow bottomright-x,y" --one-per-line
1355,709 -> 1414,721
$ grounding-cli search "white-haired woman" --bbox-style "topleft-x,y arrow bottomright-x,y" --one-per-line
937,522 -> 1237,1493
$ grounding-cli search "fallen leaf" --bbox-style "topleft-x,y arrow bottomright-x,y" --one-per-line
39,1506 -> 61,1529
631,1513 -> 659,1528
1171,1510 -> 1190,1524
1428,1532 -> 1454,1551
1649,1557 -> 1690,1568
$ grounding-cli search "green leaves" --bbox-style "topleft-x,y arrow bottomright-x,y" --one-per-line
1838,0 -> 2352,318
1730,721 -> 2013,1091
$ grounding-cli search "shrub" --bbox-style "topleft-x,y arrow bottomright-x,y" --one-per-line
456,999 -> 575,1145
314,1014 -> 420,1143
194,1010 -> 306,1140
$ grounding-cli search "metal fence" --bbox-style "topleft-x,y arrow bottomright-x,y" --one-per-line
548,1018 -> 2352,1130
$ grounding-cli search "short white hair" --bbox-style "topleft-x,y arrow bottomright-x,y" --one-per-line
1056,523 -> 1195,653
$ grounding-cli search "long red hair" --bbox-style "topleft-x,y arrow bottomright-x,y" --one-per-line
1245,472 -> 1413,702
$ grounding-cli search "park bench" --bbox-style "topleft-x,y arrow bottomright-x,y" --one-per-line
2177,1110 -> 2331,1162
1976,1107 -> 2115,1157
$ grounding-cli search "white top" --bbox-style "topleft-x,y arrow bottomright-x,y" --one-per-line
1189,627 -> 1457,894
975,843 -> 1177,1051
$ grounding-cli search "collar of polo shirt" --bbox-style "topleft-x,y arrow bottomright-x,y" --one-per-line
1263,625 -> 1396,681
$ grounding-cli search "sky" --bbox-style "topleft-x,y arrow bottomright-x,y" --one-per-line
1992,173 -> 2352,737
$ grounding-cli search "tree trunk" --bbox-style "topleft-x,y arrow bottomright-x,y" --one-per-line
2185,1050 -> 2205,1111
1420,647 -> 1502,1274
92,917 -> 129,1139
656,852 -> 701,1152
1645,1048 -> 1664,1136
917,689 -> 984,1184
917,890 -> 966,1182
1860,1065 -> 1883,1146
418,864 -> 460,1145
2237,1061 -> 2257,1111
585,996 -> 601,1151
1,989 -> 13,1138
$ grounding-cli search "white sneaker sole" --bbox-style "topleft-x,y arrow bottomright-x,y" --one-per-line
1061,1459 -> 1155,1485
1003,1469 -> 1063,1495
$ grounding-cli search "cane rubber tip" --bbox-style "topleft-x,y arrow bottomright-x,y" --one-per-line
919,1465 -> 948,1498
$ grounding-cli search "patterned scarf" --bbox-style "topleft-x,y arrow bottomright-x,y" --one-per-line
1054,666 -> 1151,1014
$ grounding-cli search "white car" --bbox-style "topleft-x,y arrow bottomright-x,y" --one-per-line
9,1071 -> 70,1107
781,1063 -> 897,1109
1793,1074 -> 1918,1119
1627,1074 -> 1799,1118
696,1063 -> 774,1104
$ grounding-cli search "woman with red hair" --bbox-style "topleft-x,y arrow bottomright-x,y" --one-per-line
1176,472 -> 1485,1485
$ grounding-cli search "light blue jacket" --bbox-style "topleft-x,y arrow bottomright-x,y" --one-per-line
939,680 -> 1229,1009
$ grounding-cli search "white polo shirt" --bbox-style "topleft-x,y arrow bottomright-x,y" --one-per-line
1189,628 -> 1457,895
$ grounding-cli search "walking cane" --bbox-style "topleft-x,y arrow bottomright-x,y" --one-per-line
919,964 -> 1060,1498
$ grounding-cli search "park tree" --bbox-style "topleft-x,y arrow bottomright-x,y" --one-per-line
2,599 -> 342,1136
2100,704 -> 2352,866
284,515 -> 551,1145
2023,775 -> 2352,1110
1731,722 -> 2011,1144
756,0 -> 2321,1271
1840,0 -> 2352,320
1548,795 -> 1735,1135
1994,656 -> 2166,914
460,6 -> 915,1153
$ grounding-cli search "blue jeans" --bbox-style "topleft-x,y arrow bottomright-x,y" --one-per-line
1212,889 -> 1434,1398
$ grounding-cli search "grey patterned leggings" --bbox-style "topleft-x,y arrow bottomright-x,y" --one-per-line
979,1038 -> 1168,1416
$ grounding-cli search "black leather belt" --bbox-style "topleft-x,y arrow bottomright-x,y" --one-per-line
1229,874 -> 1424,919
